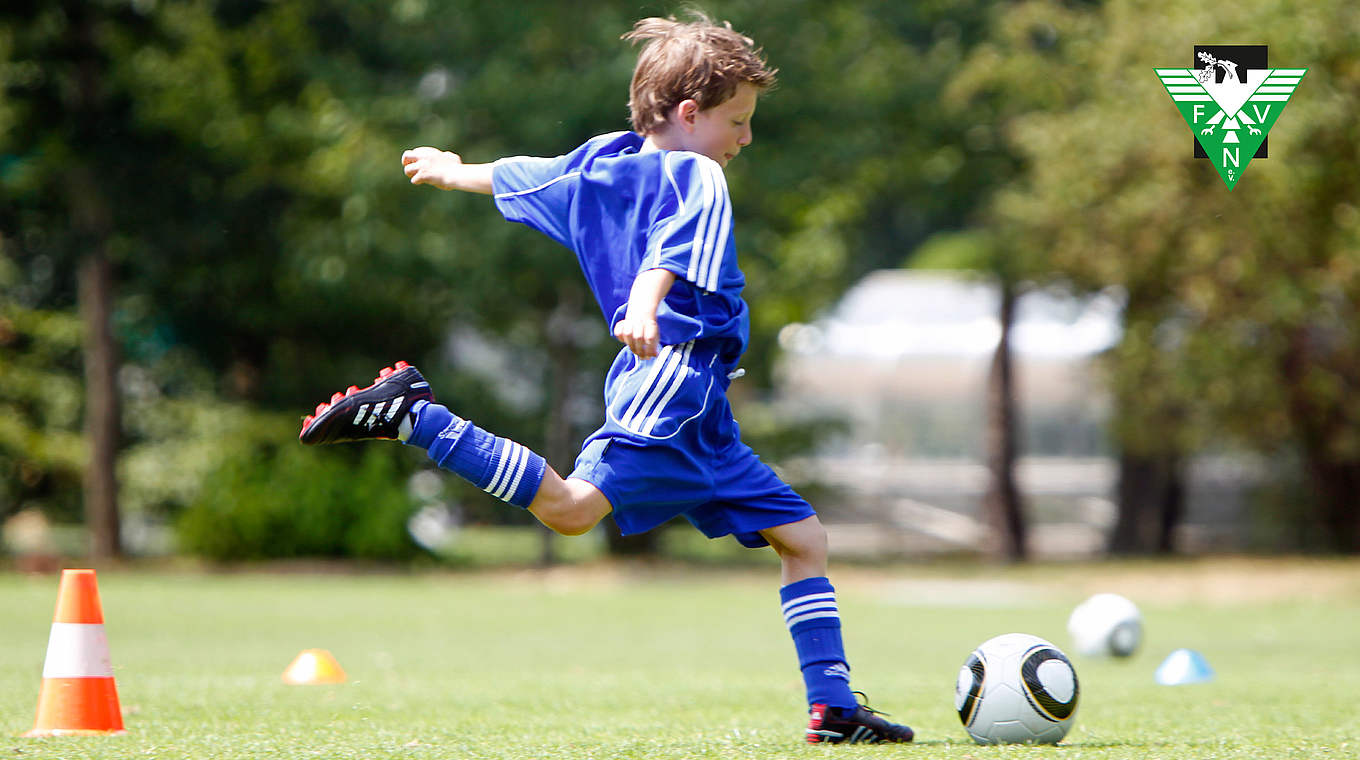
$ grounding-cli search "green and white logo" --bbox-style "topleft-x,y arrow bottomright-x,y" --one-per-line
1156,45 -> 1304,190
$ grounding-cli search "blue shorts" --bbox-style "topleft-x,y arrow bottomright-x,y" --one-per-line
570,341 -> 815,548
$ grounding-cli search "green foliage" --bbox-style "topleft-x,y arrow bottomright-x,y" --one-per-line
908,229 -> 998,271
953,0 -> 1360,547
960,0 -> 1360,449
177,439 -> 423,561
0,284 -> 85,523
4,0 -> 1007,553
8,0 -> 1358,554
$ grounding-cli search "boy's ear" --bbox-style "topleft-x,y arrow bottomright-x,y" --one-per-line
675,99 -> 700,131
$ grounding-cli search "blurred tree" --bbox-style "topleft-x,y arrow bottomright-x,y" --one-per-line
735,0 -> 1002,376
730,0 -> 1034,560
911,231 -> 1032,561
2,0 -> 1019,560
952,0 -> 1360,552
0,1 -> 164,557
0,290 -> 86,531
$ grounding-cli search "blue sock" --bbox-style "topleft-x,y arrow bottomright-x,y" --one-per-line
781,576 -> 857,712
404,402 -> 546,509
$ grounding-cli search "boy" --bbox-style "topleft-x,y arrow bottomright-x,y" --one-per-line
300,14 -> 913,745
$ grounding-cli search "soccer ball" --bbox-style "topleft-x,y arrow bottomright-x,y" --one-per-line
1067,593 -> 1143,658
954,633 -> 1079,745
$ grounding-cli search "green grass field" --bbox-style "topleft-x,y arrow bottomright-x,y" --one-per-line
2,557 -> 1358,759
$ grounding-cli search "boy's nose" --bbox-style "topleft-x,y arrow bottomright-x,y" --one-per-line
738,125 -> 753,146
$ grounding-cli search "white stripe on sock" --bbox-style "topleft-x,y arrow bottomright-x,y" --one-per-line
500,445 -> 531,503
491,443 -> 525,500
786,610 -> 842,628
781,591 -> 837,614
784,602 -> 839,623
484,438 -> 514,495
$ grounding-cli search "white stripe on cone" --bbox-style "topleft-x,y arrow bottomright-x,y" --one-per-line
41,623 -> 114,678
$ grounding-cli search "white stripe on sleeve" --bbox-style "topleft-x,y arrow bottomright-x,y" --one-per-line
700,160 -> 731,291
686,161 -> 715,284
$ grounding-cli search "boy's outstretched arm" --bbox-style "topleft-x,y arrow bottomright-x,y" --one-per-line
401,147 -> 495,194
614,267 -> 677,359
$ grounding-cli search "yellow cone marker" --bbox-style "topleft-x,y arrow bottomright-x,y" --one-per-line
282,649 -> 347,684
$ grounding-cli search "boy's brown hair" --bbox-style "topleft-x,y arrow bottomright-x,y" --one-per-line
622,12 -> 777,135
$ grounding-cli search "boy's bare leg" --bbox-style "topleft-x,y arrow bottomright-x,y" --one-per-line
761,515 -> 829,584
529,471 -> 613,537
764,514 -> 915,742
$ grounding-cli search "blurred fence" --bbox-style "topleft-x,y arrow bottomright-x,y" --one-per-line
790,454 -> 1262,560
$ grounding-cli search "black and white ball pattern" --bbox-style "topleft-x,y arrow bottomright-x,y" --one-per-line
955,633 -> 1079,744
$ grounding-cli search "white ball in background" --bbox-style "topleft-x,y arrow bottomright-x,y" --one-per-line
1067,593 -> 1143,658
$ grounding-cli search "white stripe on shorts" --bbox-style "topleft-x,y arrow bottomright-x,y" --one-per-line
619,342 -> 694,434
636,342 -> 694,435
619,344 -> 675,428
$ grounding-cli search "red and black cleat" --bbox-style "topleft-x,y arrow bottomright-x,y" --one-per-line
299,361 -> 434,445
806,696 -> 915,744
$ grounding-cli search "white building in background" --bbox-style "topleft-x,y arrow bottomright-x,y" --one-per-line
772,270 -> 1127,558
778,270 -> 1122,363
773,270 -> 1255,557
777,270 -> 1123,461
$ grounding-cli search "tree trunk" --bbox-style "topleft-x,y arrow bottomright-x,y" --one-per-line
1304,460 -> 1360,553
1105,287 -> 1187,556
981,280 -> 1027,562
69,4 -> 121,559
1108,453 -> 1184,554
538,288 -> 584,567
79,251 -> 122,559
1281,329 -> 1360,553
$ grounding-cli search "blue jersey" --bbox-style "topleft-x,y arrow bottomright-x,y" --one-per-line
490,132 -> 813,546
491,132 -> 749,362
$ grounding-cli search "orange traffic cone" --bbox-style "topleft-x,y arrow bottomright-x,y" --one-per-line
24,569 -> 125,736
282,649 -> 347,685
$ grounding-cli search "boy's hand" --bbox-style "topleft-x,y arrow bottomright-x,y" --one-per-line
614,316 -> 660,359
616,268 -> 676,359
402,147 -> 461,188
401,148 -> 494,194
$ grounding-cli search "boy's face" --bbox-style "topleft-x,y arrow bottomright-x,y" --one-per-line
681,83 -> 759,167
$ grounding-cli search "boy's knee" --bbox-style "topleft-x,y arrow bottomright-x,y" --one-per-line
796,528 -> 828,561
543,509 -> 599,536
764,515 -> 828,558
530,485 -> 610,536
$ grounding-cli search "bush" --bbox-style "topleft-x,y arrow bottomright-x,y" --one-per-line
177,440 -> 424,561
